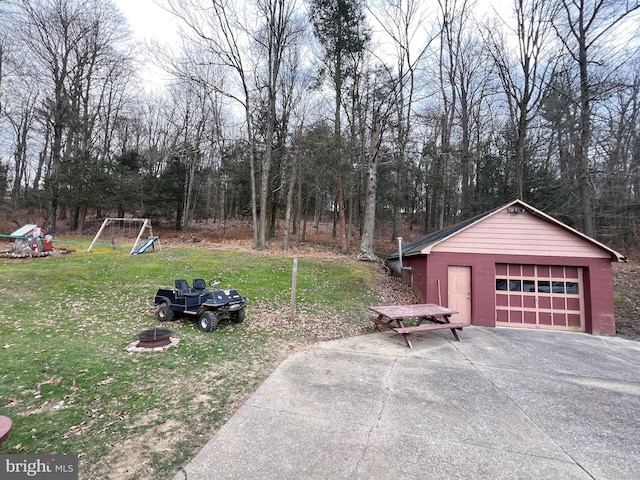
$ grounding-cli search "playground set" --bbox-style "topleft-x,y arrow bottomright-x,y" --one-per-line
88,218 -> 160,254
0,224 -> 55,257
1,218 -> 160,257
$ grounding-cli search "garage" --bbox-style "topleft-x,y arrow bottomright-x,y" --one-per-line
495,263 -> 584,330
386,199 -> 626,336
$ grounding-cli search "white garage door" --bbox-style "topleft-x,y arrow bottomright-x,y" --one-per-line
495,263 -> 585,331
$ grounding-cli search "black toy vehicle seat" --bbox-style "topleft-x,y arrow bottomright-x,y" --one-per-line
193,278 -> 207,293
175,279 -> 199,297
175,279 -> 190,294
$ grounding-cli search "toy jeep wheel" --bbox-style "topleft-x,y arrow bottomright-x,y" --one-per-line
231,307 -> 246,324
199,311 -> 219,332
157,302 -> 175,321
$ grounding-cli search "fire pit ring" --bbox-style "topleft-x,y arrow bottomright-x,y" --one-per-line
136,328 -> 173,348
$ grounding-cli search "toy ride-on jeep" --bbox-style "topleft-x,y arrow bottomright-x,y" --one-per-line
154,278 -> 247,331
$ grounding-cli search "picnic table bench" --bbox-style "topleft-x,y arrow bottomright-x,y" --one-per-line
369,304 -> 466,348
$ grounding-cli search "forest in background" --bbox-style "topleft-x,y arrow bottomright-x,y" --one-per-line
0,0 -> 639,257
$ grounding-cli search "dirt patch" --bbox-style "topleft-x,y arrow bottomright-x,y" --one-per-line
613,262 -> 640,341
0,247 -> 75,259
91,418 -> 183,479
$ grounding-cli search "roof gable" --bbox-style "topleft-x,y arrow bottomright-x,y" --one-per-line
389,200 -> 626,262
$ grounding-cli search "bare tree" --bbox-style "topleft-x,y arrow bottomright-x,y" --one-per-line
357,99 -> 384,261
14,0 -> 132,230
7,90 -> 38,211
0,6 -> 15,118
0,7 -> 34,210
0,33 -> 5,116
486,0 -> 557,200
167,0 -> 304,249
281,38 -> 312,250
432,0 -> 470,229
591,69 -> 640,247
165,81 -> 217,230
368,0 -> 434,238
167,0 -> 260,245
552,0 -> 640,238
282,124 -> 301,250
254,0 -> 305,249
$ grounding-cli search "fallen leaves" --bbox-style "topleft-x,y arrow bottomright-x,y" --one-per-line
40,376 -> 62,386
613,262 -> 640,341
62,420 -> 96,438
97,377 -> 115,386
4,397 -> 21,408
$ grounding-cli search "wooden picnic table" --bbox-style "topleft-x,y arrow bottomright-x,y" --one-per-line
369,304 -> 465,348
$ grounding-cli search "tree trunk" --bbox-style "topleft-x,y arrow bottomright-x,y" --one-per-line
76,206 -> 86,235
358,109 -> 381,261
577,27 -> 594,237
283,126 -> 301,250
336,172 -> 348,253
244,100 -> 259,249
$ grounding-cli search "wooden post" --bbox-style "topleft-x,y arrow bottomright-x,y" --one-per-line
290,258 -> 298,320
130,219 -> 149,254
88,218 -> 111,252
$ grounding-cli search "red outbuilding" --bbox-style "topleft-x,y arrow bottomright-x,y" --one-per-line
386,199 -> 627,335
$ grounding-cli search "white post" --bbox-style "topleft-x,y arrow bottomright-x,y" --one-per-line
130,219 -> 149,254
87,218 -> 111,252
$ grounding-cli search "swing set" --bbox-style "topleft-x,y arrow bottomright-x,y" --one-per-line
87,218 -> 161,254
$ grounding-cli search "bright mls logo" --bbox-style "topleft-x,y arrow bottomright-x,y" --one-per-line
0,455 -> 78,479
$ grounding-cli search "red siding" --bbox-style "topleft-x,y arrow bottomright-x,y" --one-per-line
403,252 -> 616,335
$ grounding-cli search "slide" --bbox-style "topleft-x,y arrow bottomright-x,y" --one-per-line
132,236 -> 160,255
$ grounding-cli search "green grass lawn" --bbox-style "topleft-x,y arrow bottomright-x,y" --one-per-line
0,243 -> 383,479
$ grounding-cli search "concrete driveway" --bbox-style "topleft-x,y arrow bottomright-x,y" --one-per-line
174,327 -> 640,479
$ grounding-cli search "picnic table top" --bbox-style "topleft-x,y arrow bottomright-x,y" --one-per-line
369,304 -> 458,319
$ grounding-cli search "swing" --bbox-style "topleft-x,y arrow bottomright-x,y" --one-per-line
88,218 -> 160,254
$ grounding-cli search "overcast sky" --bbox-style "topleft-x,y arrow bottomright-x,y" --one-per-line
114,0 -> 176,43
112,0 -> 178,88
114,0 -> 511,44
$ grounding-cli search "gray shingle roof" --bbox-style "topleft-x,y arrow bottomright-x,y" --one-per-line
387,206 -> 501,259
